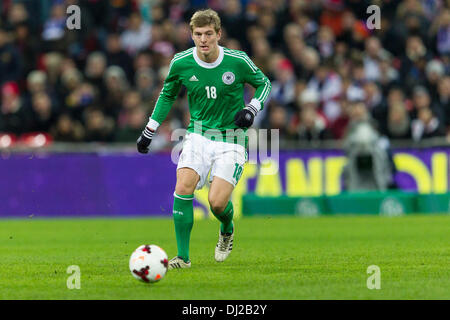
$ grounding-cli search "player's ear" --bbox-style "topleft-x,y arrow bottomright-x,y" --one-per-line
216,29 -> 222,41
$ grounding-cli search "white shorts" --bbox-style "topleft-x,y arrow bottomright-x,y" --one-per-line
177,132 -> 247,190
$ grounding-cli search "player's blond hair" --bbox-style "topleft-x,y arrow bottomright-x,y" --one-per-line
189,9 -> 221,33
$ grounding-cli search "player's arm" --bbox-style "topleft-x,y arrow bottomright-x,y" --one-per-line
137,59 -> 182,154
234,53 -> 272,128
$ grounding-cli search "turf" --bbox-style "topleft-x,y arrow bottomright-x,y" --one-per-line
0,215 -> 448,300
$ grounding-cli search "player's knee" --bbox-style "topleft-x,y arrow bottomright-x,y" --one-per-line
175,183 -> 195,195
175,168 -> 199,195
175,177 -> 197,195
208,198 -> 227,214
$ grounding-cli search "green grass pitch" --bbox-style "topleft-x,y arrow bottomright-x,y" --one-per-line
0,215 -> 449,300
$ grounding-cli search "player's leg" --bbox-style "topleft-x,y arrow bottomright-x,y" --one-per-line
169,167 -> 199,269
170,133 -> 212,269
208,176 -> 234,262
208,140 -> 245,262
208,177 -> 235,234
209,177 -> 235,262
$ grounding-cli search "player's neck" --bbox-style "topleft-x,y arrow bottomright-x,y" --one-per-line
196,45 -> 220,63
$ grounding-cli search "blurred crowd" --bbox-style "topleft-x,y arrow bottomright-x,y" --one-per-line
0,0 -> 449,149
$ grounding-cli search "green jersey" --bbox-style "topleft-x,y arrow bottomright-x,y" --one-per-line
149,46 -> 271,143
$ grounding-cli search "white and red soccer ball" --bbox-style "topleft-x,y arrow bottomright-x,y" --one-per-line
129,245 -> 168,283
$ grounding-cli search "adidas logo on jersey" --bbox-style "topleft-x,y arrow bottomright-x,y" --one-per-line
189,75 -> 199,81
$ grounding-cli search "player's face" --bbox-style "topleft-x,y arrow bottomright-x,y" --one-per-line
192,25 -> 221,57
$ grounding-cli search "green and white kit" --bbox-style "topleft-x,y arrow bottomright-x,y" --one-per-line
147,46 -> 271,188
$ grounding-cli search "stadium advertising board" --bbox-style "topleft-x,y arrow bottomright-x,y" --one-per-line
1,147 -> 448,217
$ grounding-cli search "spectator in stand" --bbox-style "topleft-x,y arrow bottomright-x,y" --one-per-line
363,81 -> 386,128
400,35 -> 431,94
60,67 -> 84,119
377,51 -> 400,95
383,99 -> 412,140
0,82 -> 28,134
66,82 -> 98,120
289,89 -> 333,142
84,51 -> 107,99
0,0 -> 449,145
117,90 -> 142,129
375,86 -> 402,137
135,68 -> 156,105
347,56 -> 366,97
270,58 -> 298,112
151,39 -> 175,71
337,10 -> 357,49
421,0 -> 445,22
42,52 -> 64,88
330,100 -> 351,140
262,100 -> 290,143
430,8 -> 450,56
6,2 -> 29,28
13,22 -> 39,76
120,11 -> 152,57
50,113 -> 85,142
364,81 -> 384,111
411,107 -> 446,140
410,85 -> 444,121
437,76 -> 450,133
250,37 -> 272,76
295,12 -> 319,48
133,50 -> 154,74
24,70 -> 50,109
41,3 -> 68,52
83,107 -> 115,142
283,23 -> 305,75
103,65 -> 129,120
0,24 -> 22,85
246,24 -> 266,54
307,58 -> 343,123
363,36 -> 390,82
256,10 -> 278,48
333,41 -> 350,75
298,46 -> 320,82
115,106 -> 148,142
378,87 -> 412,139
425,59 -> 446,101
396,0 -> 430,40
173,22 -> 194,51
104,32 -> 134,81
295,106 -> 333,141
320,0 -> 345,37
220,0 -> 247,44
27,70 -> 47,93
346,88 -> 372,128
316,26 -> 335,59
28,92 -> 57,132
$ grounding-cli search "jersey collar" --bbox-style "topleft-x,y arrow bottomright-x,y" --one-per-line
193,46 -> 224,69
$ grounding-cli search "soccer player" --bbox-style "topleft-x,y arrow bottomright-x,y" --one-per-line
136,9 -> 271,269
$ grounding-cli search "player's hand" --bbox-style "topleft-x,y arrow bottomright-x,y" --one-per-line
136,127 -> 154,154
234,104 -> 258,128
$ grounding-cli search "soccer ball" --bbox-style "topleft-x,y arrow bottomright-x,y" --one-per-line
129,244 -> 169,283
